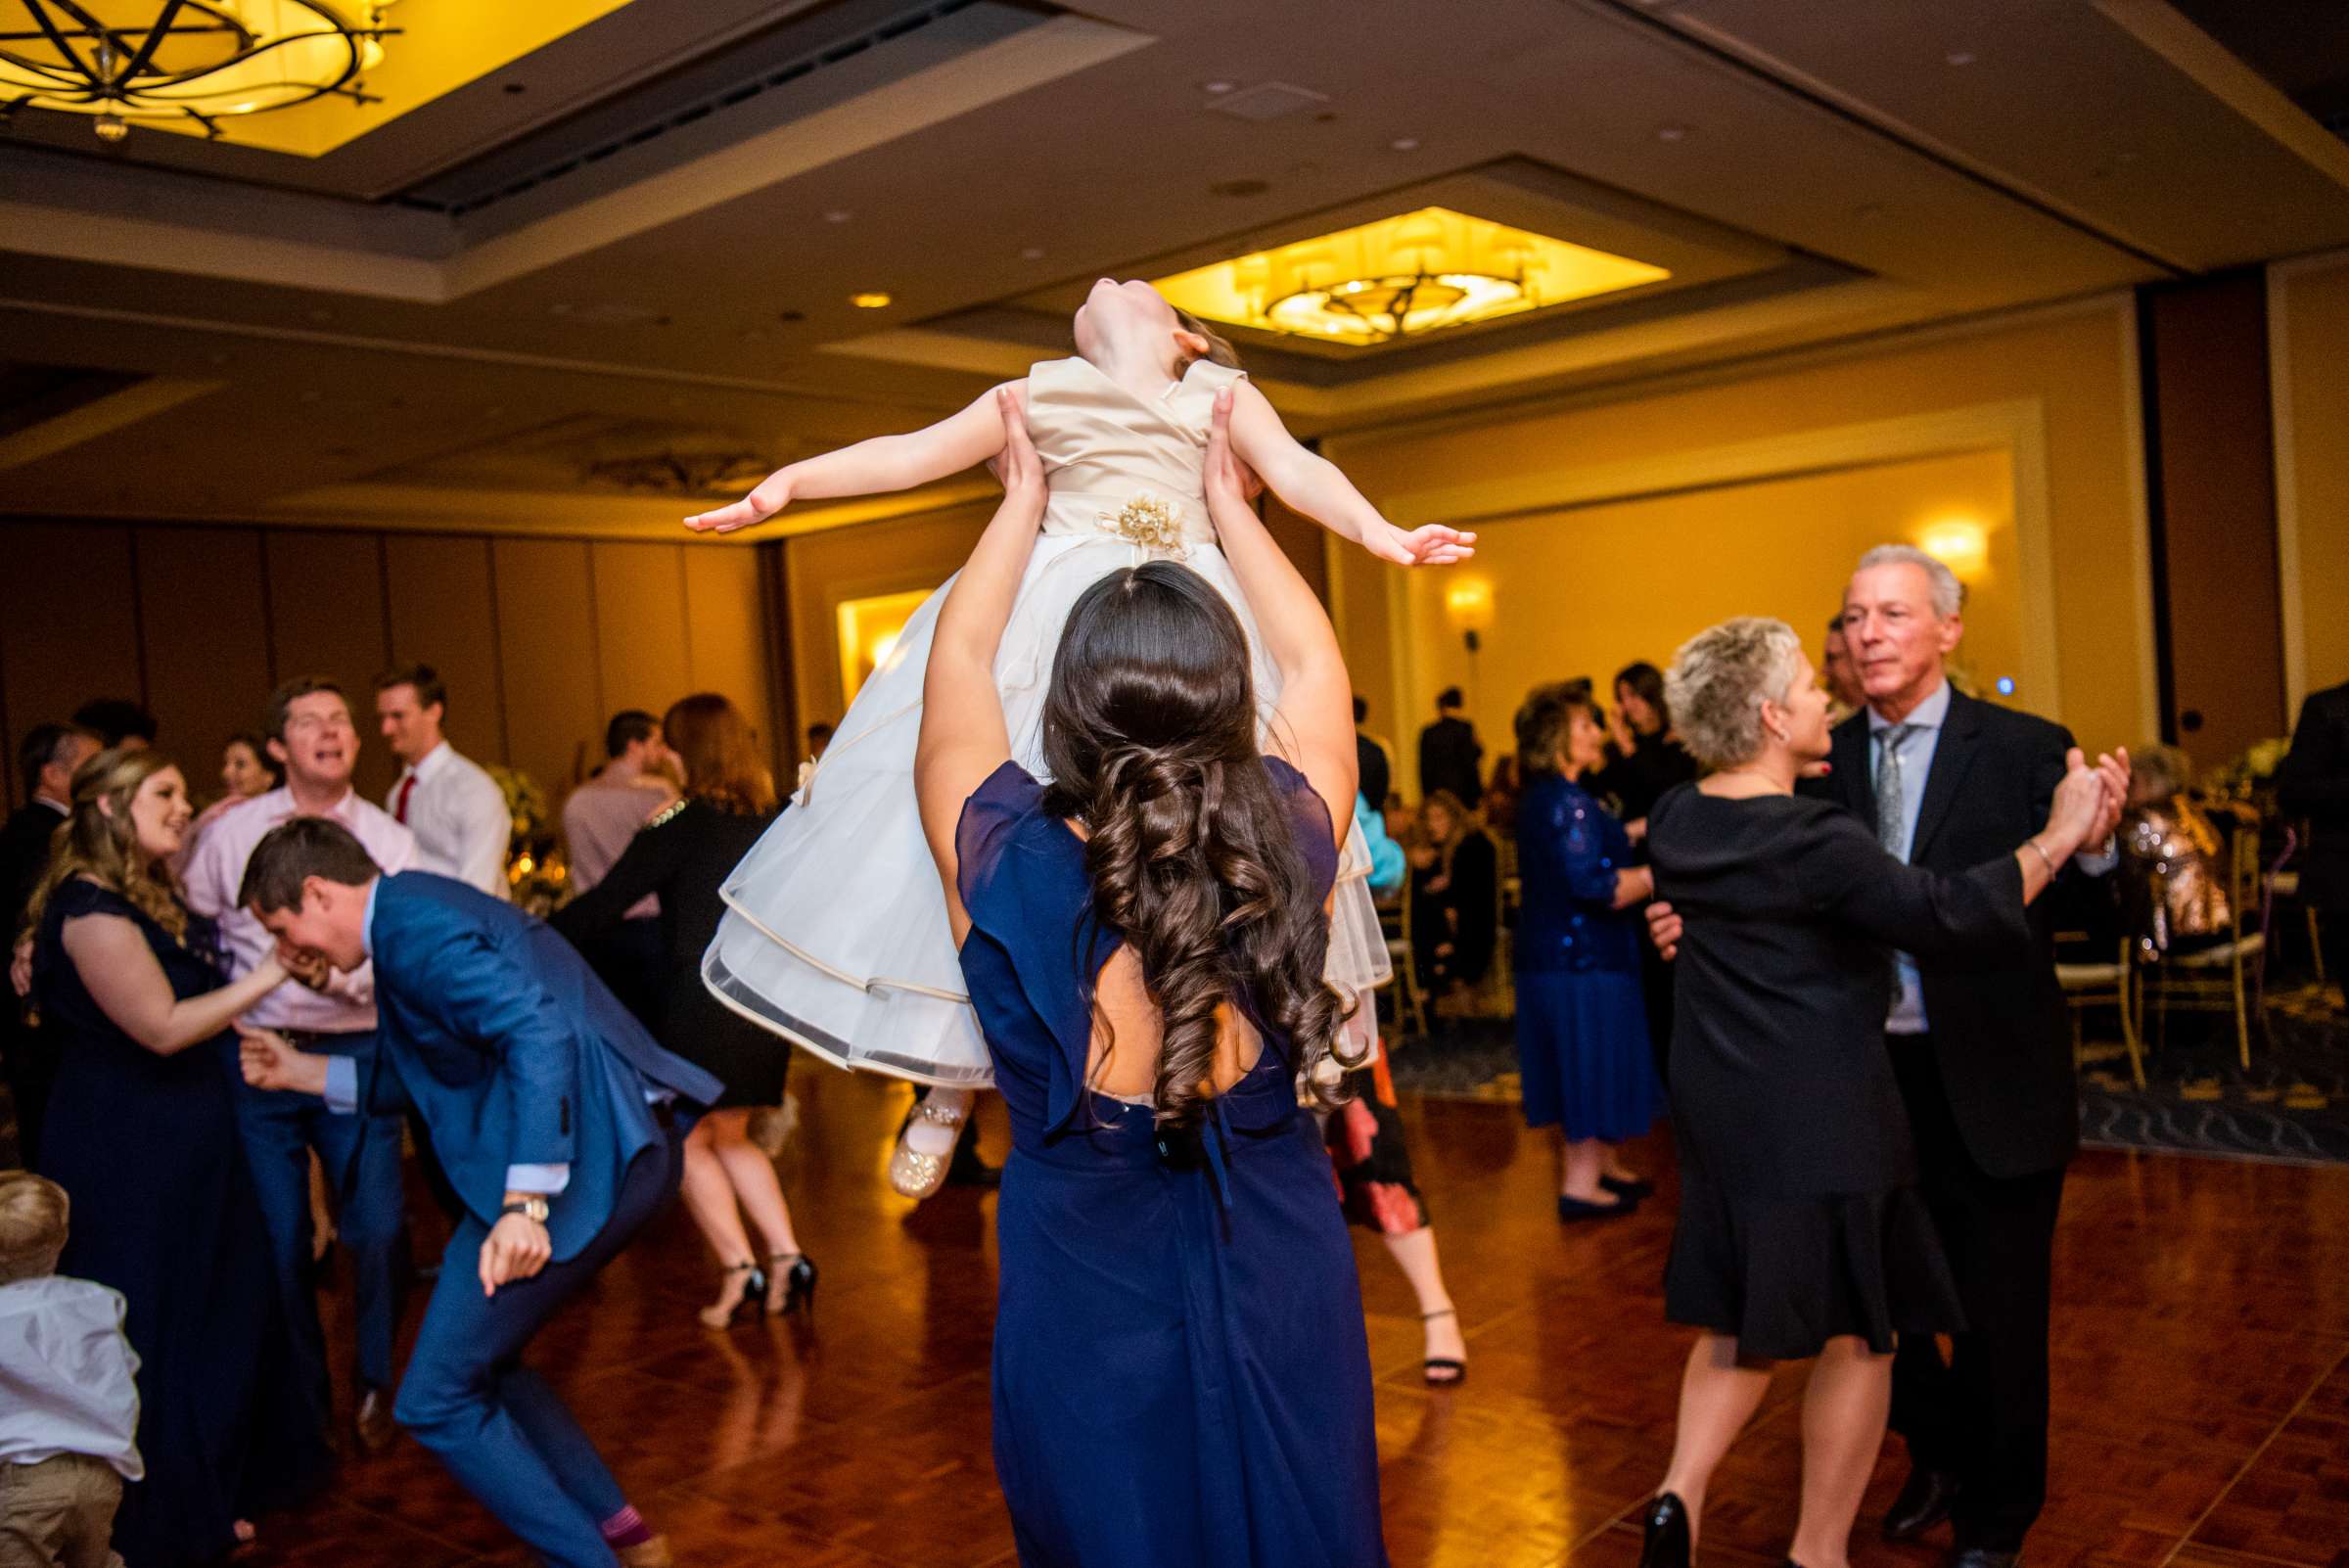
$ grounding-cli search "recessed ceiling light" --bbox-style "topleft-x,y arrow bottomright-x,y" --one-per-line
1945,49 -> 1976,66
823,209 -> 852,223
776,309 -> 806,323
504,81 -> 528,95
306,307 -> 334,322
1020,247 -> 1046,260
1211,177 -> 1270,198
1202,80 -> 1236,94
1390,137 -> 1421,152
850,292 -> 892,309
1656,124 -> 1687,142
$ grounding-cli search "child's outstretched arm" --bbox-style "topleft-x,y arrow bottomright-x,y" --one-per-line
1224,380 -> 1474,567
914,389 -> 1047,945
686,380 -> 1023,533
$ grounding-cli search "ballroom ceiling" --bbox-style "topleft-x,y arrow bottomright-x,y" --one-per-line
3,0 -> 2346,538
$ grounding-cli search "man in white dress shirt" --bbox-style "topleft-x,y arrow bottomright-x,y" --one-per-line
375,664 -> 512,899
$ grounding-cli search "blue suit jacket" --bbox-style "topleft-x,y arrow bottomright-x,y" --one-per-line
360,872 -> 723,1261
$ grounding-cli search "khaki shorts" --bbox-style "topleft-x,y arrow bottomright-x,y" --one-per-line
0,1453 -> 123,1568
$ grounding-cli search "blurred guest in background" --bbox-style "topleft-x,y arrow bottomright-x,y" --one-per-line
69,700 -> 157,754
2279,676 -> 2349,944
1407,789 -> 1497,997
1355,695 -> 1394,815
1822,613 -> 1866,723
179,732 -> 286,871
377,665 -> 511,899
1483,753 -> 1521,838
5,723 -> 100,1170
553,695 -> 813,1330
1596,661 -> 1697,833
561,711 -> 680,1023
1419,687 -> 1485,807
183,677 -> 417,1455
1510,685 -> 1657,1221
2120,746 -> 2233,957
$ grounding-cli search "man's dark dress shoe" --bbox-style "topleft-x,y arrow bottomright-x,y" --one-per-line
1883,1465 -> 1958,1540
354,1386 -> 396,1454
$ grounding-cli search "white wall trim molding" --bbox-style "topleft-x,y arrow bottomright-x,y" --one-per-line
1325,290 -> 2138,449
2268,260 -> 2308,715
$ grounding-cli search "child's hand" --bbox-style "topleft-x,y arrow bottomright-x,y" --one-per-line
685,472 -> 792,534
1364,521 -> 1476,567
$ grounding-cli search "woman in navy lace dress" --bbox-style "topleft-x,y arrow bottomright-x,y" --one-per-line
27,748 -> 325,1566
910,386 -> 1438,1566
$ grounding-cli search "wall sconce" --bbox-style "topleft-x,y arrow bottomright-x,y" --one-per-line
1915,517 -> 1990,581
1444,576 -> 1497,652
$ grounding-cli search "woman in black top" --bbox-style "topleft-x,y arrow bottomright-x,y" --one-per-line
1596,661 -> 1698,831
1405,789 -> 1497,995
1634,618 -> 2120,1568
553,694 -> 812,1329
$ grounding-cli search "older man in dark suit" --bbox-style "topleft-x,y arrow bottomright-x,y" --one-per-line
1812,545 -> 2124,1568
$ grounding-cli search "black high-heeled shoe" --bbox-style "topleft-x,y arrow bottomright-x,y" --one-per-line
1637,1493 -> 1691,1568
698,1261 -> 766,1329
766,1252 -> 817,1316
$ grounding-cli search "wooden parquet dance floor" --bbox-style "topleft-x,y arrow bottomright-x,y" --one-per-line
257,1068 -> 2349,1568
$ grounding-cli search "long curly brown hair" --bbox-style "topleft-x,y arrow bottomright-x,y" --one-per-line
22,747 -> 192,946
1038,562 -> 1354,1130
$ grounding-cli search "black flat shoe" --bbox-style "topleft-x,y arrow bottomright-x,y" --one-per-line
765,1252 -> 817,1316
1637,1492 -> 1690,1568
1600,1173 -> 1655,1199
1558,1192 -> 1637,1222
1883,1465 -> 1959,1541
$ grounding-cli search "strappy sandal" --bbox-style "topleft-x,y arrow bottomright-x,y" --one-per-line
1422,1308 -> 1466,1387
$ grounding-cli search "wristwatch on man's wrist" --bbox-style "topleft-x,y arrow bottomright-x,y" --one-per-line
500,1196 -> 551,1224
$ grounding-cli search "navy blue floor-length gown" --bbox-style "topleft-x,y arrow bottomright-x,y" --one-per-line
953,758 -> 1389,1568
34,879 -> 328,1567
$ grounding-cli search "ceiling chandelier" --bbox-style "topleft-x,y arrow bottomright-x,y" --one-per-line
1153,206 -> 1673,347
0,0 -> 399,144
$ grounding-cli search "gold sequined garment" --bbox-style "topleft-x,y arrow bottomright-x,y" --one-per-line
2123,799 -> 2231,951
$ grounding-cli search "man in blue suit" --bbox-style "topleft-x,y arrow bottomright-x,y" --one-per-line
233,816 -> 721,1568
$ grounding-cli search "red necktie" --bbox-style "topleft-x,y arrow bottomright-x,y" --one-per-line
394,774 -> 416,825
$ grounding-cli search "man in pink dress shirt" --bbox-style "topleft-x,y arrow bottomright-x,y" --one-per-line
182,675 -> 418,1454
559,711 -> 678,1023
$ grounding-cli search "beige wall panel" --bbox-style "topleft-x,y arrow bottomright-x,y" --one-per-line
681,544 -> 778,761
491,538 -> 601,797
2276,254 -> 2349,703
135,527 -> 275,796
383,534 -> 507,768
590,542 -> 692,725
0,522 -> 142,811
784,503 -> 990,740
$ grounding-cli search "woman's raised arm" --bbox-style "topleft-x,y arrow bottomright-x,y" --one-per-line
914,388 -> 1049,941
1199,387 -> 1356,839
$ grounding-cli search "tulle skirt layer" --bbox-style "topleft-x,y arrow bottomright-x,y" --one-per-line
703,530 -> 1392,1088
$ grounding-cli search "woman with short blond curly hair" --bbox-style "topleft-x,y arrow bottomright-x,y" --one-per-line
1629,616 -> 2122,1568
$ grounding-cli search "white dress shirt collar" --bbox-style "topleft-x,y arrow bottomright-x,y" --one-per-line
1867,675 -> 1953,737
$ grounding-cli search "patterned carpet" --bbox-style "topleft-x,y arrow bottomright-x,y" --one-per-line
1382,978 -> 2349,1168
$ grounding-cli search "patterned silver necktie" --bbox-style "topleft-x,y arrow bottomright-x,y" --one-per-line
1874,723 -> 1916,860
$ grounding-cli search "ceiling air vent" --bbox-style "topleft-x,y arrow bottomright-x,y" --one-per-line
403,0 -> 1036,222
